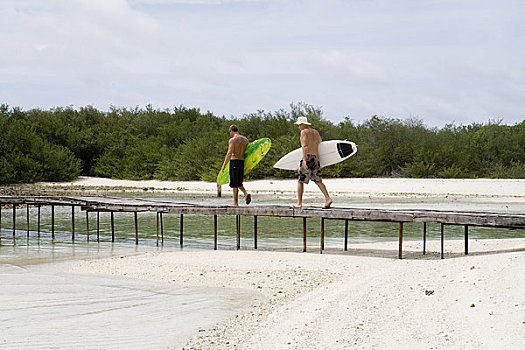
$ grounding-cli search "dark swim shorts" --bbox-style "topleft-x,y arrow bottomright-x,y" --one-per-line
298,154 -> 322,184
229,159 -> 244,188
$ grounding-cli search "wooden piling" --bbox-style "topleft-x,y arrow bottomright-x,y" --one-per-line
236,215 -> 240,250
441,223 -> 445,259
71,206 -> 75,241
320,218 -> 325,254
51,205 -> 55,239
253,216 -> 258,250
13,205 -> 16,238
156,213 -> 159,246
344,219 -> 349,251
26,204 -> 30,237
302,217 -> 307,252
214,214 -> 218,250
134,212 -> 138,245
111,212 -> 115,242
86,211 -> 89,241
464,225 -> 469,255
423,222 -> 427,255
180,214 -> 184,247
96,211 -> 100,242
160,212 -> 164,244
398,222 -> 404,259
37,205 -> 41,237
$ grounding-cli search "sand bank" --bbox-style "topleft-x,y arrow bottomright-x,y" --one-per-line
17,176 -> 523,213
70,239 -> 525,349
32,176 -> 525,199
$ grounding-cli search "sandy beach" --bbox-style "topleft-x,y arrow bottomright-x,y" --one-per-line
3,177 -> 525,349
69,239 -> 525,349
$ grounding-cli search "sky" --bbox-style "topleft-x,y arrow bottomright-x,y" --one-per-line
1,0 -> 524,127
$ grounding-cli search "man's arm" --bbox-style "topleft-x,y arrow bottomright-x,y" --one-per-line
221,139 -> 233,171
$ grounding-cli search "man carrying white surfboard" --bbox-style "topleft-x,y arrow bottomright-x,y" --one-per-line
291,117 -> 333,209
221,125 -> 252,206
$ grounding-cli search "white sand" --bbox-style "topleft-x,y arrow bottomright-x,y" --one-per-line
41,177 -> 525,348
40,176 -> 525,198
70,239 -> 525,349
37,176 -> 525,213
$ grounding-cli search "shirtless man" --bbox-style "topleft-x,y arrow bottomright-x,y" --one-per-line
221,125 -> 252,206
291,117 -> 333,209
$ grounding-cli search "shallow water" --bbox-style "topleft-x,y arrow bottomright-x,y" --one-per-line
0,262 -> 261,350
1,193 -> 524,264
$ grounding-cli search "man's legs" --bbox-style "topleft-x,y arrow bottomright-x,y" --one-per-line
232,187 -> 239,206
291,181 -> 304,208
232,186 -> 250,206
315,181 -> 332,209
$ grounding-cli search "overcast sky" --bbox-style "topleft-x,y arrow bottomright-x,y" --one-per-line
1,0 -> 524,126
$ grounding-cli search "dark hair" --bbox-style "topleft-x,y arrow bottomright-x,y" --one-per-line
229,125 -> 238,132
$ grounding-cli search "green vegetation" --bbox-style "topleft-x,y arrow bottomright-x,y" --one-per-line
0,103 -> 523,184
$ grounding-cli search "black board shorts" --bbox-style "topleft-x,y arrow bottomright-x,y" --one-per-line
298,155 -> 322,184
229,159 -> 244,188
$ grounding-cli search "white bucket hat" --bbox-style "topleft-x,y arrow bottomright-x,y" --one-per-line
294,116 -> 311,125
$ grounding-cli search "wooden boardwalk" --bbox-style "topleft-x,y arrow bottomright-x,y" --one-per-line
1,195 -> 524,259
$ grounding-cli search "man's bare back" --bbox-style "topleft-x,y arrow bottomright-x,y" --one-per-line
300,127 -> 322,155
229,134 -> 249,160
291,117 -> 332,209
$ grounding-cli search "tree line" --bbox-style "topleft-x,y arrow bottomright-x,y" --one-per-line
0,103 -> 524,184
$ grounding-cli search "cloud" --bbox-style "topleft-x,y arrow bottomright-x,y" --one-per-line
1,0 -> 524,126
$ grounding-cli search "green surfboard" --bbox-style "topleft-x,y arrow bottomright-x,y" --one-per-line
217,138 -> 272,185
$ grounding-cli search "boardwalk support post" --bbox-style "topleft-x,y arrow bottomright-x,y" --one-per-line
51,205 -> 54,239
398,222 -> 403,259
111,212 -> 115,242
344,219 -> 349,251
423,222 -> 427,255
236,215 -> 240,250
161,213 -> 164,244
180,214 -> 184,247
71,206 -> 75,241
464,225 -> 469,255
214,215 -> 218,250
254,216 -> 258,249
302,217 -> 307,252
13,205 -> 16,239
156,213 -> 159,246
37,205 -> 41,237
320,218 -> 325,254
441,223 -> 445,259
26,204 -> 30,238
134,212 -> 138,245
96,211 -> 100,242
86,211 -> 89,241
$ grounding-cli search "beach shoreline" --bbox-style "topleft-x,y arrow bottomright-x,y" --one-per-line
3,176 -> 525,214
2,177 -> 525,349
68,239 -> 525,349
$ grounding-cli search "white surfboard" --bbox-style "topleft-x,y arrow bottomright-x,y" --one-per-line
273,140 -> 357,170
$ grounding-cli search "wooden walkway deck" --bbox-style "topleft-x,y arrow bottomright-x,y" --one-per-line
1,195 -> 524,259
